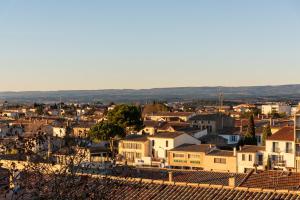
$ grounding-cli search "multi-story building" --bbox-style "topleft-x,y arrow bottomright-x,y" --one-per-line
168,144 -> 215,170
237,145 -> 265,173
189,113 -> 235,134
261,104 -> 291,116
294,111 -> 300,171
118,135 -> 150,164
168,144 -> 237,173
148,132 -> 201,163
265,126 -> 295,170
118,132 -> 200,166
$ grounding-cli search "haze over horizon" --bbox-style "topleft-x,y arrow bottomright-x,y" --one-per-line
1,1 -> 300,91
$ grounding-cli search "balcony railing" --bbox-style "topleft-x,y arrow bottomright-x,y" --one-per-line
273,160 -> 286,167
286,149 -> 293,154
257,161 -> 263,166
272,148 -> 281,153
296,152 -> 300,157
296,138 -> 300,143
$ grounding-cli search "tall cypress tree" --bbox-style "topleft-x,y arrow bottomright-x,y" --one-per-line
244,114 -> 257,145
261,124 -> 272,146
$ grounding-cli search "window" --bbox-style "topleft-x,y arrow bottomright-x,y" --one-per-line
152,140 -> 155,147
230,136 -> 237,142
258,154 -> 263,165
122,143 -> 142,149
249,154 -> 252,162
272,142 -> 279,153
256,136 -> 261,143
166,140 -> 168,148
173,153 -> 185,158
242,154 -> 245,161
286,142 -> 293,153
214,158 -> 226,164
174,160 -> 187,163
188,154 -> 200,159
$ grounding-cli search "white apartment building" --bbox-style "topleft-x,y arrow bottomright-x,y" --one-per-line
265,127 -> 295,170
237,145 -> 265,173
148,132 -> 201,165
52,127 -> 67,138
261,104 -> 291,116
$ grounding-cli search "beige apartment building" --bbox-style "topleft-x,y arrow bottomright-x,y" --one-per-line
168,144 -> 237,173
118,135 -> 150,163
168,144 -> 215,169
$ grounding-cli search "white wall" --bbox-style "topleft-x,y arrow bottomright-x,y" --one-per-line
265,140 -> 295,169
237,152 -> 264,173
53,127 -> 66,138
220,134 -> 241,144
149,133 -> 200,162
262,105 -> 291,116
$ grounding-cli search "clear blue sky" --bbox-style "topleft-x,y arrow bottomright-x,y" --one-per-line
0,0 -> 300,91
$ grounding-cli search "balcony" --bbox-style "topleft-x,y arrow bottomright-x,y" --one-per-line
296,152 -> 300,157
257,161 -> 263,166
296,138 -> 300,143
272,148 -> 281,153
273,160 -> 286,167
286,149 -> 293,154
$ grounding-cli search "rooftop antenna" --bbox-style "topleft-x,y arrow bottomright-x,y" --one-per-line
59,96 -> 62,118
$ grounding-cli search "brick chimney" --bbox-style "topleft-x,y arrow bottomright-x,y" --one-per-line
229,176 -> 236,187
168,171 -> 173,182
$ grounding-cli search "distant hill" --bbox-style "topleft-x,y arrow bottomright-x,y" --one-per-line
1,84 -> 300,103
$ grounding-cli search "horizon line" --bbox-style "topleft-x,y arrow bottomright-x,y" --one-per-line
0,83 -> 299,93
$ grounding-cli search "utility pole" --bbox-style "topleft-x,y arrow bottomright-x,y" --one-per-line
218,88 -> 224,129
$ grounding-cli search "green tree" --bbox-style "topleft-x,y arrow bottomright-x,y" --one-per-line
107,104 -> 143,132
34,103 -> 45,115
142,102 -> 169,115
261,124 -> 272,146
89,121 -> 125,155
244,115 -> 257,145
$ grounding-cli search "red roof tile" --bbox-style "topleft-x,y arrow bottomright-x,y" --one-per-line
267,126 -> 294,141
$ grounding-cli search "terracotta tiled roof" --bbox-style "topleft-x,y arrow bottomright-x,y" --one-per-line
147,112 -> 194,117
143,120 -> 166,128
148,131 -> 185,139
107,167 -> 247,186
123,135 -> 148,142
241,170 -> 300,191
267,126 -> 294,141
206,149 -> 235,157
238,145 -> 265,153
169,144 -> 216,153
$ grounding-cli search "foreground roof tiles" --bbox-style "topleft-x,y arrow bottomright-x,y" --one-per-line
88,177 -> 300,200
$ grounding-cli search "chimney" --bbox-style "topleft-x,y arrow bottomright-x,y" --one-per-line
233,147 -> 237,156
168,171 -> 173,182
229,176 -> 236,187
